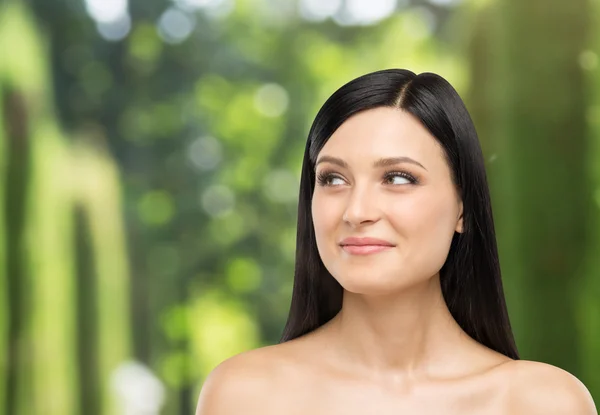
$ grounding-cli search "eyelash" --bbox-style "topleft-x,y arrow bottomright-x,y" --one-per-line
315,169 -> 419,187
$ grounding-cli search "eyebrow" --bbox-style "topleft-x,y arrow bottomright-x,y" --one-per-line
315,155 -> 427,171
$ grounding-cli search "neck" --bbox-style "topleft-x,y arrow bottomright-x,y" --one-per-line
327,274 -> 480,381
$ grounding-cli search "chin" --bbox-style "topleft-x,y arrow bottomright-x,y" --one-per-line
332,272 -> 402,296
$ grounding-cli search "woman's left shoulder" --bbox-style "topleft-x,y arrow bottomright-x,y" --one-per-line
501,359 -> 597,414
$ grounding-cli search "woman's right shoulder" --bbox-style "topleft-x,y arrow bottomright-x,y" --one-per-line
194,344 -> 291,415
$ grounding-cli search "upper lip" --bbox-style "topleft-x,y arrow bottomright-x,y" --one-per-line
339,237 -> 395,246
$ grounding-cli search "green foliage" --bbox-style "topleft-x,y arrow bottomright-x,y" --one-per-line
1,0 -> 598,412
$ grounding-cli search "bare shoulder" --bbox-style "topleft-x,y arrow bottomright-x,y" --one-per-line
195,344 -> 291,415
504,359 -> 597,414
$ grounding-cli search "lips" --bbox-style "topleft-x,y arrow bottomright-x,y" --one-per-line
339,237 -> 395,255
339,237 -> 395,247
341,245 -> 393,255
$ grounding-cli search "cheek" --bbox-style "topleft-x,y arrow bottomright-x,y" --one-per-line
391,192 -> 458,270
311,193 -> 338,246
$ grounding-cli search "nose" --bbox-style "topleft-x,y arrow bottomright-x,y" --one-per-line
342,186 -> 381,227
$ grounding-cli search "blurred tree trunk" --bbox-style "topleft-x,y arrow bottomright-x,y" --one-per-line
502,0 -> 591,375
0,81 -> 6,415
1,84 -> 34,415
465,0 -> 525,352
468,0 -> 592,381
74,205 -> 100,415
71,140 -> 133,415
0,2 -> 133,414
0,2 -> 68,413
578,0 -> 600,401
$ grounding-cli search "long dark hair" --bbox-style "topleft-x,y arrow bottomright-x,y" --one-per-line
279,69 -> 519,360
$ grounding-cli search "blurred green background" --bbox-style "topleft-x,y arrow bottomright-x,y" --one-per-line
1,0 -> 599,413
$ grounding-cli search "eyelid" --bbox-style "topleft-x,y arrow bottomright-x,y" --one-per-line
383,170 -> 418,184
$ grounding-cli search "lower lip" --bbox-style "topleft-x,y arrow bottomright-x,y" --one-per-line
341,245 -> 394,255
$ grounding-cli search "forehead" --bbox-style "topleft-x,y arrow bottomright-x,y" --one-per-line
319,107 -> 445,168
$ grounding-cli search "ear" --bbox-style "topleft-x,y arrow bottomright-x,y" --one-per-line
455,201 -> 464,234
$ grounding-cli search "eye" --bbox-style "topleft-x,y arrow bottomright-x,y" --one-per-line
316,170 -> 419,187
383,171 -> 418,185
316,171 -> 345,187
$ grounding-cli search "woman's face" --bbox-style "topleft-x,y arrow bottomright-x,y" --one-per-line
311,107 -> 463,295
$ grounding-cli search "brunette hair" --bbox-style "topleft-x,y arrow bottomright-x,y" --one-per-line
280,69 -> 519,360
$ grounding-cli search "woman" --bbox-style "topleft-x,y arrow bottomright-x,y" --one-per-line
196,69 -> 597,414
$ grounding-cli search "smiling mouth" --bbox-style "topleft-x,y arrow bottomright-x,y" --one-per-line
340,245 -> 394,255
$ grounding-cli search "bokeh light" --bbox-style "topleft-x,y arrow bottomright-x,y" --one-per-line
201,184 -> 235,217
298,0 -> 342,22
157,7 -> 196,44
188,136 -> 223,171
253,83 -> 290,118
334,0 -> 398,26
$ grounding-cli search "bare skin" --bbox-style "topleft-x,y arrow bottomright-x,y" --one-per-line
246,313 -> 515,414
196,108 -> 597,414
196,322 -> 596,414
